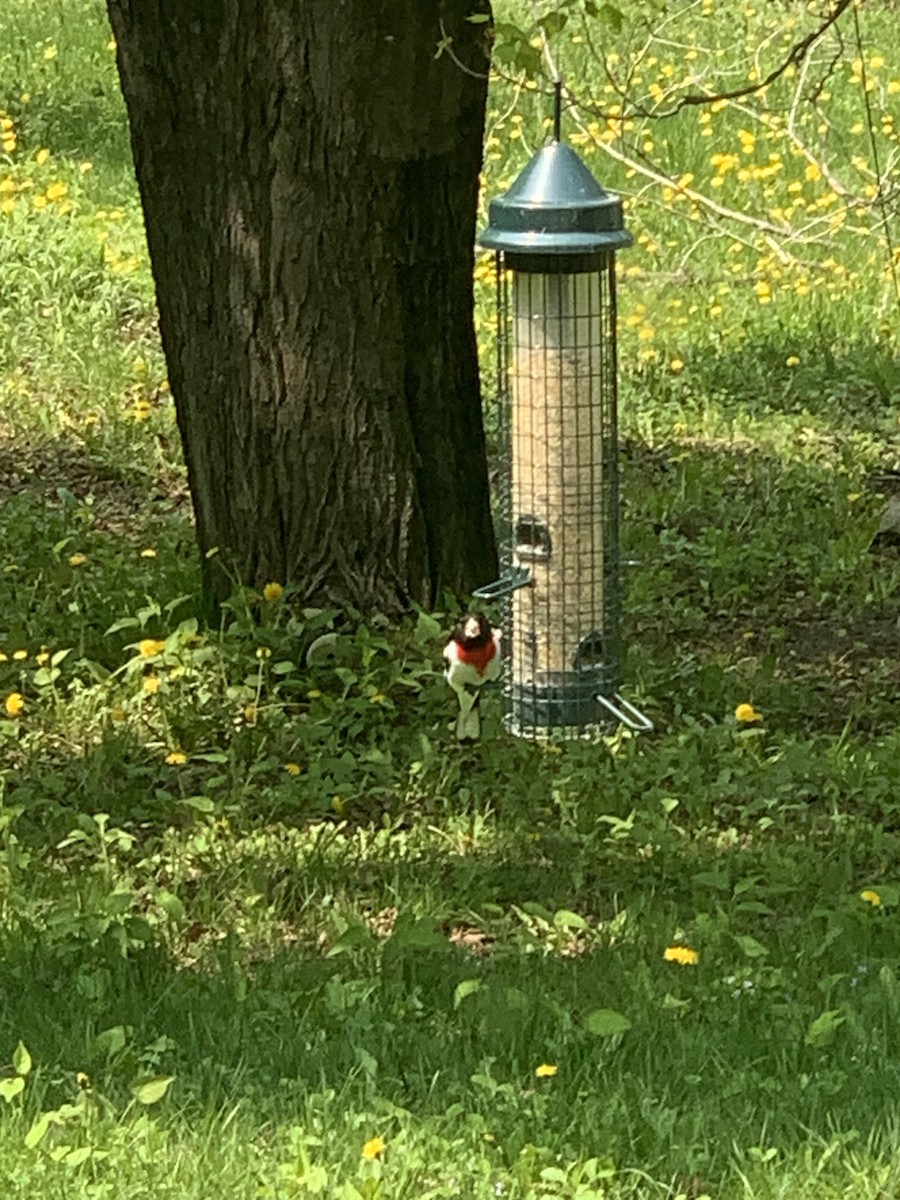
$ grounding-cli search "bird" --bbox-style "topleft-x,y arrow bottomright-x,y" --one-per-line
443,612 -> 502,742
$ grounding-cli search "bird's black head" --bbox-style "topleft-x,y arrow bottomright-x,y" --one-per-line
451,612 -> 492,649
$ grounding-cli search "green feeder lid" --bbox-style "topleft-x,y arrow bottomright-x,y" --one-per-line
479,89 -> 632,257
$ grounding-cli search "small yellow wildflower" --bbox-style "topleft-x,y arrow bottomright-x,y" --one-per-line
535,1063 -> 558,1078
143,674 -> 161,695
860,889 -> 881,906
46,181 -> 67,202
35,148 -> 50,165
244,703 -> 258,724
35,651 -> 50,666
68,553 -> 87,567
735,703 -> 762,723
75,1072 -> 91,1089
138,638 -> 166,658
43,45 -> 58,60
847,493 -> 861,503
262,581 -> 284,602
165,750 -> 187,765
12,650 -> 27,661
669,358 -> 685,373
0,653 -> 7,662
664,946 -> 699,965
361,1136 -> 385,1160
255,646 -> 272,660
785,356 -> 800,367
5,692 -> 25,717
284,762 -> 302,776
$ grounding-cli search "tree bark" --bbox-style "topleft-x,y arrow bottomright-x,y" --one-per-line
106,0 -> 496,611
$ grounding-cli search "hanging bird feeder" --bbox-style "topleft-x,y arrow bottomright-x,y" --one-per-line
474,84 -> 651,738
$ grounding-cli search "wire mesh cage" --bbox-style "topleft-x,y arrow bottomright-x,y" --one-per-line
475,95 -> 651,739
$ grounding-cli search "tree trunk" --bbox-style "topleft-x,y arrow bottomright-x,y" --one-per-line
106,0 -> 496,611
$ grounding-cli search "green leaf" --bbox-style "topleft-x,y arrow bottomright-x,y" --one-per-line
585,1008 -> 632,1037
0,1077 -> 25,1102
805,1009 -> 844,1047
733,934 -> 768,958
593,2 -> 624,31
466,12 -> 490,21
24,1112 -> 52,1149
553,909 -> 588,931
64,1147 -> 92,1166
453,979 -> 483,1009
131,1075 -> 174,1105
13,1041 -> 32,1076
181,795 -> 215,813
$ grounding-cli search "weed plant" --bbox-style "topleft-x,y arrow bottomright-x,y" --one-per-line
1,1 -> 900,1197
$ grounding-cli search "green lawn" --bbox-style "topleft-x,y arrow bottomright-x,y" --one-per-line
2,1 -> 900,1197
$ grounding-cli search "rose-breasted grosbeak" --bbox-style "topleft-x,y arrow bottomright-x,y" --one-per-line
443,612 -> 502,742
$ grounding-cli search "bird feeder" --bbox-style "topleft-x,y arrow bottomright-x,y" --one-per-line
474,86 -> 651,738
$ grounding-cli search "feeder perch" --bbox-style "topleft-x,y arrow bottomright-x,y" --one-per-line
474,85 -> 651,738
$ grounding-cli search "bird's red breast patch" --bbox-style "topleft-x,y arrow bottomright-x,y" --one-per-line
456,638 -> 497,676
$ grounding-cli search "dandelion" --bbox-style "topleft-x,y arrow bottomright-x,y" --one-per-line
68,553 -> 87,567
35,651 -> 49,666
43,45 -> 58,60
669,358 -> 685,373
46,181 -> 68,202
362,1136 -> 385,1160
785,355 -> 800,367
140,548 -> 157,558
664,945 -> 699,965
75,1072 -> 91,1089
255,646 -> 272,660
535,1063 -> 558,1078
143,674 -> 161,695
860,889 -> 881,906
12,650 -> 27,661
284,762 -> 302,776
262,581 -> 283,602
165,750 -> 187,765
5,692 -> 25,717
138,638 -> 166,658
735,703 -> 762,723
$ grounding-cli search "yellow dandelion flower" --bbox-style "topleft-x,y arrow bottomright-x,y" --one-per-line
805,162 -> 822,182
284,762 -> 302,776
362,1136 -> 385,1160
735,703 -> 763,723
12,650 -> 27,661
5,692 -> 25,717
140,548 -> 157,558
664,945 -> 699,965
35,651 -> 50,666
535,1063 -> 558,1078
262,581 -> 284,602
256,646 -> 272,660
860,889 -> 881,906
143,674 -> 161,695
847,493 -> 861,503
785,356 -> 800,367
669,358 -> 685,373
68,553 -> 87,567
138,638 -> 166,658
165,750 -> 187,765
35,148 -> 50,165
43,45 -> 58,60
46,181 -> 67,202
0,653 -> 7,662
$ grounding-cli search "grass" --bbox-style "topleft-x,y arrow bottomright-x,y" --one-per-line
2,0 -> 900,1196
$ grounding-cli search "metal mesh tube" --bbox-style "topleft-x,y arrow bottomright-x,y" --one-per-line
499,254 -> 620,736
